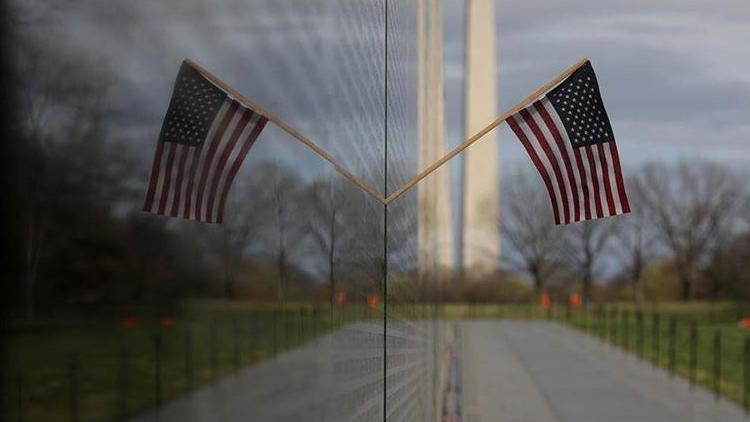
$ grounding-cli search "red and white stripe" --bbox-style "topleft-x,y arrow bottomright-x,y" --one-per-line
143,98 -> 268,223
508,97 -> 629,225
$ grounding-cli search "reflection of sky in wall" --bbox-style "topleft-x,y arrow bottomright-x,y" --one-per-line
22,0 -> 750,188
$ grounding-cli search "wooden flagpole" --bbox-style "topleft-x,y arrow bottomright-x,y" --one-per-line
384,57 -> 590,204
184,58 -> 387,204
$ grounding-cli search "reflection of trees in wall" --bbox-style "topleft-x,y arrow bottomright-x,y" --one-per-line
11,17 -> 137,316
304,177 -> 340,311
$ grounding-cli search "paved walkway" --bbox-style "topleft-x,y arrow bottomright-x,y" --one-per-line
461,321 -> 746,422
130,321 -> 438,422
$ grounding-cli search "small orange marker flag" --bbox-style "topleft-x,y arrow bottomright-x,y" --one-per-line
540,293 -> 552,309
118,316 -> 138,329
334,292 -> 348,308
366,294 -> 380,309
569,293 -> 583,309
157,315 -> 175,327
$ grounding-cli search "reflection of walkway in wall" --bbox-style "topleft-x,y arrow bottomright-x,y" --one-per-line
130,321 -> 440,422
461,321 -> 746,422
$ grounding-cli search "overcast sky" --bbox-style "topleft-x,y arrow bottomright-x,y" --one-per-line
447,0 -> 750,172
24,0 -> 750,183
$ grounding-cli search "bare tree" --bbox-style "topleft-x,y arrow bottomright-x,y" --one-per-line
612,175 -> 655,303
639,161 -> 740,300
15,27 -> 60,319
562,220 -> 615,304
705,233 -> 750,300
500,171 -> 565,299
11,14 -> 126,317
332,176 -> 384,300
740,173 -> 750,228
189,162 -> 303,301
267,165 -> 305,301
217,175 -> 275,299
383,186 -> 418,298
302,176 -> 341,309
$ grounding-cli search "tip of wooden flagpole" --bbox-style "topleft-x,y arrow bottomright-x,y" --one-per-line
183,58 -> 198,69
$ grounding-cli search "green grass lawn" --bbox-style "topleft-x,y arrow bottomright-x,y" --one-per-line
2,301 -> 347,422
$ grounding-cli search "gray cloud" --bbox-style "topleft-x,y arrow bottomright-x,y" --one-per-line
486,3 -> 750,167
16,0 -> 750,184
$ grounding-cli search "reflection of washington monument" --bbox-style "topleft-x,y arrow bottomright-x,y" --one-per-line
418,0 -> 499,280
461,0 -> 499,277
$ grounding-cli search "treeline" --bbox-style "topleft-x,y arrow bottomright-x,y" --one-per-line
500,163 -> 750,304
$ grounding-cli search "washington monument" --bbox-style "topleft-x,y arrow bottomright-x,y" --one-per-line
461,0 -> 500,277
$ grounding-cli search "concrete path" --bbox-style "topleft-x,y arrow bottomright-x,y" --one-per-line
460,321 -> 747,422
130,321 -> 439,422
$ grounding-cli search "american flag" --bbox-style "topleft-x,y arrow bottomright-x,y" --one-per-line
143,61 -> 268,223
508,61 -> 630,225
